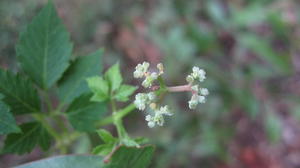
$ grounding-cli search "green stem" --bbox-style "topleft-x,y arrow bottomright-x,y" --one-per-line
96,103 -> 136,127
115,103 -> 136,119
110,99 -> 125,139
109,99 -> 135,140
32,113 -> 60,141
114,117 -> 127,139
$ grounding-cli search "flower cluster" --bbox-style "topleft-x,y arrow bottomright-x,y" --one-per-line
133,62 -> 209,128
133,62 -> 163,88
187,67 -> 209,109
188,85 -> 209,109
134,92 -> 156,111
145,105 -> 173,128
186,67 -> 206,83
134,91 -> 172,128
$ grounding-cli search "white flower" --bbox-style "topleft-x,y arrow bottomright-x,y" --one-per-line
145,115 -> 155,128
142,72 -> 158,88
157,63 -> 164,75
153,113 -> 164,126
147,121 -> 155,128
133,62 -> 150,78
191,66 -> 206,82
147,92 -> 156,101
191,85 -> 199,92
158,105 -> 173,116
144,105 -> 172,128
188,94 -> 207,109
200,88 -> 209,96
186,75 -> 194,83
198,95 -> 206,103
145,115 -> 152,121
188,94 -> 199,109
134,93 -> 148,110
134,92 -> 158,111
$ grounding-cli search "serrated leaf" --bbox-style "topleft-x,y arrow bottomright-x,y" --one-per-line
97,129 -> 117,143
87,76 -> 109,102
105,63 -> 122,92
15,155 -> 105,168
0,69 -> 40,115
2,122 -> 52,154
0,100 -> 21,135
104,145 -> 155,168
92,143 -> 114,156
66,94 -> 107,132
15,145 -> 155,168
58,49 -> 103,104
114,85 -> 137,102
16,1 -> 73,89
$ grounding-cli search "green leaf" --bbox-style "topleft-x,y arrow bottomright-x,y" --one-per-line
0,100 -> 21,135
97,129 -> 117,143
58,49 -> 103,104
92,143 -> 114,156
114,85 -> 137,102
66,93 -> 107,132
15,155 -> 105,168
0,69 -> 40,115
2,122 -> 52,154
15,145 -> 155,168
16,1 -> 73,89
87,76 -> 109,102
105,63 -> 122,92
104,145 -> 155,168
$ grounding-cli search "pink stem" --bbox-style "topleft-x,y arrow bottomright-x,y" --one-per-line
167,84 -> 192,92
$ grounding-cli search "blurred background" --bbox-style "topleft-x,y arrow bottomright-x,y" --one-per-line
1,0 -> 300,167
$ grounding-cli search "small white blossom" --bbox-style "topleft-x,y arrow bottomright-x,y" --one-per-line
191,66 -> 206,82
188,94 -> 199,109
147,121 -> 155,128
191,85 -> 199,92
142,72 -> 158,88
144,105 -> 172,128
157,63 -> 164,75
133,62 -> 150,78
200,88 -> 209,96
134,92 -> 157,111
188,94 -> 207,109
147,92 -> 156,101
145,115 -> 152,121
186,75 -> 194,83
198,95 -> 206,103
145,115 -> 156,128
158,105 -> 173,116
153,113 -> 164,126
134,93 -> 148,110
